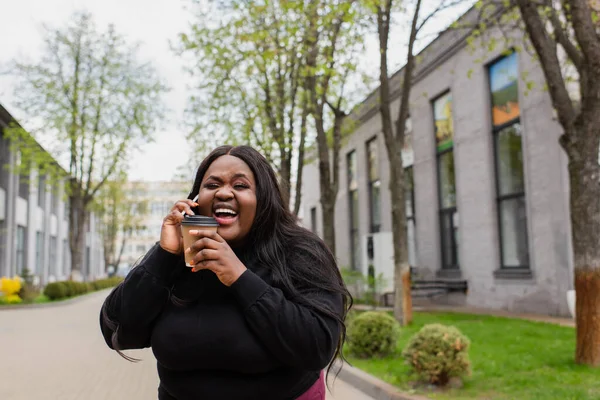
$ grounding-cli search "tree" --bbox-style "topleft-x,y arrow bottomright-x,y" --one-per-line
511,0 -> 600,367
7,12 -> 167,279
176,0 -> 310,213
470,0 -> 600,366
92,174 -> 148,275
304,0 -> 364,254
368,0 -> 466,324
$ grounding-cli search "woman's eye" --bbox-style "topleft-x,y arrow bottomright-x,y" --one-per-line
234,184 -> 249,189
204,183 -> 219,189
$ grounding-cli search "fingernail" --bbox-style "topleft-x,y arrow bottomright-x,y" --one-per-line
189,230 -> 198,235
184,248 -> 190,254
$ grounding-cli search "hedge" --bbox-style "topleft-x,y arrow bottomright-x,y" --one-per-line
43,276 -> 123,301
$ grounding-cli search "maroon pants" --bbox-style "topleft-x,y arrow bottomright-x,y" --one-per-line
295,371 -> 325,400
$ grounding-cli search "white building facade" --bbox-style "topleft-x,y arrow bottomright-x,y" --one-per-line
0,104 -> 105,283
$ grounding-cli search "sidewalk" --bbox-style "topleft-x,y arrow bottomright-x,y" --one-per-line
0,289 -> 375,400
352,303 -> 575,327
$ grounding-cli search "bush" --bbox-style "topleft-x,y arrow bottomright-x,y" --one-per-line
62,281 -> 89,297
44,282 -> 68,300
402,323 -> 471,386
0,276 -> 23,304
0,294 -> 22,304
41,277 -> 123,302
347,311 -> 400,358
92,277 -> 124,290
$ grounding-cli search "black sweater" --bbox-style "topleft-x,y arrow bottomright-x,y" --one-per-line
99,243 -> 343,400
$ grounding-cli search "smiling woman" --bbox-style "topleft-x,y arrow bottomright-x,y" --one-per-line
99,145 -> 351,400
195,155 -> 257,247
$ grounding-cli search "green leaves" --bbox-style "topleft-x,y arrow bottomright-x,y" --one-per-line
9,11 -> 167,201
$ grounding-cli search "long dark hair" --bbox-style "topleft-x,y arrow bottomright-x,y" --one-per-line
188,145 -> 352,380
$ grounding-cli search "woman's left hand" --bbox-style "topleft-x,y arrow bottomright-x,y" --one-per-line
185,230 -> 247,286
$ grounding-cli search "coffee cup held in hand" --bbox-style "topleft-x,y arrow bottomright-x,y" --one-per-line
181,215 -> 219,266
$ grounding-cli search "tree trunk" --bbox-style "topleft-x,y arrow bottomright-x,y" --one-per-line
279,148 -> 292,210
389,161 -> 411,324
321,193 -> 336,255
68,190 -> 88,281
568,122 -> 600,366
293,94 -> 310,217
375,0 -> 417,325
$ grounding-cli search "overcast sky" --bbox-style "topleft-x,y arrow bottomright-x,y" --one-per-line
0,0 -> 473,182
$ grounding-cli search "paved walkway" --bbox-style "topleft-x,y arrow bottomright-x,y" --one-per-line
0,290 -> 373,400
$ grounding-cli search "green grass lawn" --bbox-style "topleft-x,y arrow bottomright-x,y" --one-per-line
33,294 -> 51,304
346,312 -> 600,400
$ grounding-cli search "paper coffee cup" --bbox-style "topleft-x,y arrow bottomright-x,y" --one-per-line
181,215 -> 219,266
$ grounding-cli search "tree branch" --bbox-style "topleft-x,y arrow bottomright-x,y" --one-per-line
568,0 -> 600,66
84,43 -> 111,198
516,0 -> 576,135
548,3 -> 583,70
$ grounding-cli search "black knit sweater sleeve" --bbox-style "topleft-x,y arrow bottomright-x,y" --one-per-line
229,250 -> 344,371
99,243 -> 186,350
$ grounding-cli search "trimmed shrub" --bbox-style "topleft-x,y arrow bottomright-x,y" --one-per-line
42,277 -> 123,302
347,311 -> 400,358
62,281 -> 85,297
44,282 -> 68,300
402,323 -> 471,386
92,277 -> 124,290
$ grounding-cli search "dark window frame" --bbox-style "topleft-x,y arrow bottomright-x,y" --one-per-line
347,150 -> 360,270
404,165 -> 418,268
404,166 -> 416,224
487,52 -> 531,273
310,207 -> 317,234
432,91 -> 460,271
366,137 -> 381,233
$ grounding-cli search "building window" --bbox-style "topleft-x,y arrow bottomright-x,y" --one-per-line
16,226 -> 26,275
51,188 -> 58,216
310,207 -> 317,234
49,236 -> 57,277
405,166 -> 417,267
38,174 -> 46,208
64,198 -> 69,221
18,174 -> 29,200
35,232 -> 44,275
366,138 -> 381,233
489,52 -> 529,269
85,246 -> 91,275
433,92 -> 459,270
63,239 -> 70,276
402,117 -> 417,267
347,150 -> 360,270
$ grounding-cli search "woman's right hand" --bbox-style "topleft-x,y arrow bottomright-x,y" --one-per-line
160,199 -> 199,255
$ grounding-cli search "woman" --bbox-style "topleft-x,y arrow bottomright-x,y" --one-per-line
100,145 -> 351,400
